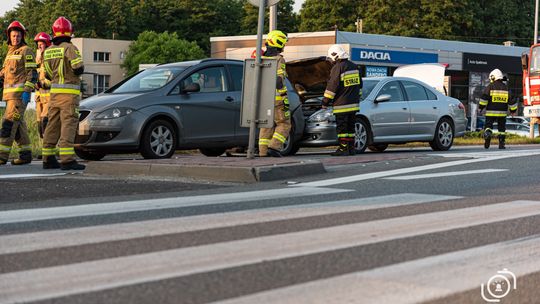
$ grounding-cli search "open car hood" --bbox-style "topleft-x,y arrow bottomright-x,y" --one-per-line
393,63 -> 447,94
286,56 -> 332,102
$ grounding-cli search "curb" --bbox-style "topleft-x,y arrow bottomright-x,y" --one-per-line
84,159 -> 326,183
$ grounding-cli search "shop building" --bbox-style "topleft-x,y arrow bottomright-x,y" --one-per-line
211,31 -> 528,114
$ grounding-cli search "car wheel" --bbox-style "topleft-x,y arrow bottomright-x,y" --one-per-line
368,144 -> 388,152
199,148 -> 226,157
74,149 -> 106,161
430,118 -> 454,151
280,120 -> 300,156
354,118 -> 369,153
140,119 -> 176,159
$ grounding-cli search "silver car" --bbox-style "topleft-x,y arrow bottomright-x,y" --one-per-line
75,59 -> 305,160
286,58 -> 467,153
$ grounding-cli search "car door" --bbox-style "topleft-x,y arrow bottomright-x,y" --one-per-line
402,80 -> 439,138
368,80 -> 411,140
226,63 -> 250,143
176,66 -> 237,143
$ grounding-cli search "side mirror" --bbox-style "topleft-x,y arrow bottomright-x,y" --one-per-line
521,53 -> 529,71
182,83 -> 200,94
375,94 -> 391,103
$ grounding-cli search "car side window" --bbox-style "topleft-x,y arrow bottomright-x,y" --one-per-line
378,81 -> 404,102
402,81 -> 428,101
180,66 -> 228,94
228,64 -> 244,92
425,88 -> 438,100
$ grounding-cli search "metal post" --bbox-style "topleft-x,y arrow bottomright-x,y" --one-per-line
535,0 -> 539,44
269,4 -> 277,31
247,0 -> 267,159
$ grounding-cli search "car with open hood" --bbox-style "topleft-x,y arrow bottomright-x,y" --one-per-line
285,58 -> 467,153
74,59 -> 305,160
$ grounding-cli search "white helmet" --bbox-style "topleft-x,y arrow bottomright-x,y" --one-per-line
327,44 -> 349,62
489,69 -> 504,81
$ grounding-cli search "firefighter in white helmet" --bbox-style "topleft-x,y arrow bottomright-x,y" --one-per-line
479,69 -> 517,149
322,44 -> 362,156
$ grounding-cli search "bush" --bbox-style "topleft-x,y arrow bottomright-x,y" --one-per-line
0,107 -> 41,158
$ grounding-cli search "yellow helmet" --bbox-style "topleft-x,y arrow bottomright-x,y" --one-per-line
266,30 -> 288,48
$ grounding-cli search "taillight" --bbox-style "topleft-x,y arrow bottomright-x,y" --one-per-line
458,103 -> 465,110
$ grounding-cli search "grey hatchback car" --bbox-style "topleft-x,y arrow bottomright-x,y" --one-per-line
75,59 -> 304,160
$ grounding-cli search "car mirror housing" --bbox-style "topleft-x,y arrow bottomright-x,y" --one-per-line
182,83 -> 200,94
375,94 -> 391,103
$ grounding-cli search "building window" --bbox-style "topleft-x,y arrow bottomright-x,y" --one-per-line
93,74 -> 110,95
93,52 -> 111,62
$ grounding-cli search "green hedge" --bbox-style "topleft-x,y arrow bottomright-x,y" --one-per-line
0,107 -> 42,157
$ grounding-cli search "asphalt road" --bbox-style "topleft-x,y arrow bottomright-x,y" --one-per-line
1,145 -> 540,303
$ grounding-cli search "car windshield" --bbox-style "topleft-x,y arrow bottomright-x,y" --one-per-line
361,79 -> 379,100
111,67 -> 185,93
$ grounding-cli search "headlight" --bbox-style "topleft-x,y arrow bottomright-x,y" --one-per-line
95,107 -> 134,119
308,108 -> 335,123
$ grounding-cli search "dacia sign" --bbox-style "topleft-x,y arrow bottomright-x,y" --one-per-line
351,48 -> 438,65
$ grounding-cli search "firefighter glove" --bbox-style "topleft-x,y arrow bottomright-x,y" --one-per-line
21,91 -> 31,105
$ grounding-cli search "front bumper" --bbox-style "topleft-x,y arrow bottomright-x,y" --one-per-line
297,121 -> 338,147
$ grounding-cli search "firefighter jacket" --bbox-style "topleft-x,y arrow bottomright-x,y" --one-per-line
479,80 -> 517,117
262,47 -> 288,106
322,59 -> 362,114
43,41 -> 83,97
0,44 -> 37,100
36,50 -> 51,104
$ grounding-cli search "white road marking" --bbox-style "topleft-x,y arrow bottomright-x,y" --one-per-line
296,149 -> 540,187
0,193 -> 461,255
384,169 -> 507,180
1,200 -> 539,303
0,173 -> 66,179
217,235 -> 540,304
0,187 -> 352,225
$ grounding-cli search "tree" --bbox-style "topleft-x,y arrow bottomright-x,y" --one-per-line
122,31 -> 205,76
298,0 -> 359,32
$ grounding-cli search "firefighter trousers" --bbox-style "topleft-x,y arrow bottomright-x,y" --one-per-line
35,94 -> 49,138
259,103 -> 291,156
42,95 -> 80,164
0,99 -> 31,160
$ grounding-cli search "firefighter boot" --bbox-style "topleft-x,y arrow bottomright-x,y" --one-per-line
43,156 -> 61,169
11,150 -> 32,165
267,148 -> 283,158
498,134 -> 506,149
331,142 -> 350,156
348,141 -> 356,156
483,129 -> 492,149
61,160 -> 86,171
0,158 -> 7,165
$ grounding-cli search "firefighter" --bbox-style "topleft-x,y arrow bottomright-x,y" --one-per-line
0,21 -> 37,165
34,32 -> 52,141
322,45 -> 362,156
479,69 -> 517,149
258,30 -> 290,157
42,16 -> 85,170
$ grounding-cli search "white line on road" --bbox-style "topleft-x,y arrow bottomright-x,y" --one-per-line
0,193 -> 461,255
384,169 -> 507,180
1,200 -> 539,303
295,149 -> 540,187
0,187 -> 352,225
217,235 -> 540,304
0,173 -> 67,179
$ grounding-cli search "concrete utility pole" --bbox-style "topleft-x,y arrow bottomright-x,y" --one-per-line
269,4 -> 277,31
534,0 -> 538,44
355,18 -> 362,33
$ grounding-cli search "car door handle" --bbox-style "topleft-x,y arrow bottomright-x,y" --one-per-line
402,107 -> 408,110
433,106 -> 438,109
225,96 -> 234,102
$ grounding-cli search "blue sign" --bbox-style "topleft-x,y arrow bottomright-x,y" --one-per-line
351,48 -> 438,64
365,66 -> 388,77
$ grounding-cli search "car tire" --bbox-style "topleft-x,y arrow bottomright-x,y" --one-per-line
430,117 -> 454,151
140,119 -> 177,159
368,144 -> 388,152
199,148 -> 226,157
280,120 -> 300,156
74,149 -> 106,161
354,118 -> 370,153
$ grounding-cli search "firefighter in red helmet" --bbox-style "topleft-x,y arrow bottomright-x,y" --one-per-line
0,21 -> 37,165
34,32 -> 52,142
42,16 -> 85,170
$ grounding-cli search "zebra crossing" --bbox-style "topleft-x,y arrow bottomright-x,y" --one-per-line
1,189 -> 540,303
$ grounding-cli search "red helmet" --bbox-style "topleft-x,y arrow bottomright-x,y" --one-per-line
34,32 -> 52,47
6,21 -> 26,45
52,16 -> 73,38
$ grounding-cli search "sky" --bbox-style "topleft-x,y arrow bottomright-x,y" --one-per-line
0,0 -> 305,17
